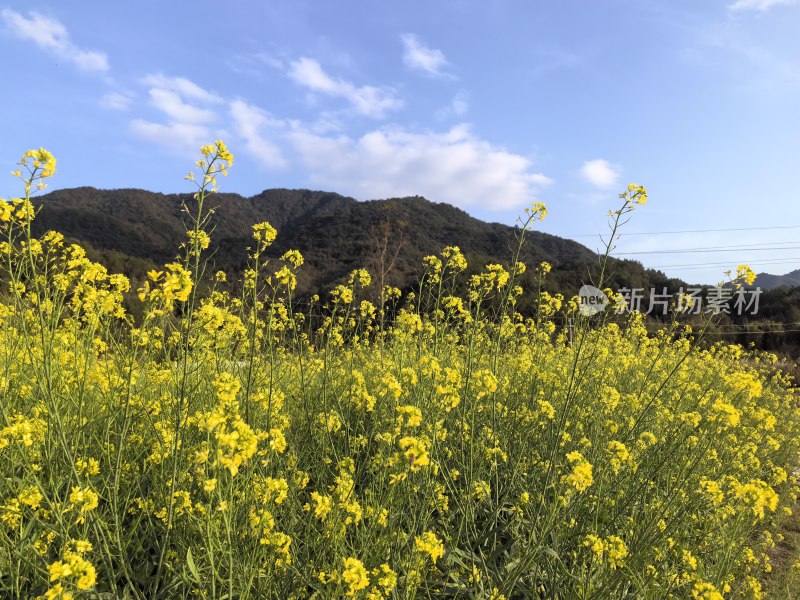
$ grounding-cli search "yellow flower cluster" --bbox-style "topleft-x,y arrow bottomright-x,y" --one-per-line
68,487 -> 98,524
197,373 -> 259,477
1,147 -> 798,598
583,534 -> 628,569
341,557 -> 370,596
43,546 -> 96,599
564,451 -> 594,492
415,531 -> 445,562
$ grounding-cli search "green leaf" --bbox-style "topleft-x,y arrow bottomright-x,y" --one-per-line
186,546 -> 201,583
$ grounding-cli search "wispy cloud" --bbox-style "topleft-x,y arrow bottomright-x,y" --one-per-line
100,92 -> 133,111
436,90 -> 470,120
247,51 -> 286,70
729,0 -> 800,11
147,88 -> 217,124
229,100 -> 288,169
141,74 -> 222,104
528,48 -> 582,78
129,120 -> 213,154
580,159 -> 621,189
683,20 -> 800,93
130,75 -> 222,153
287,123 -> 551,210
401,34 -> 452,78
127,75 -> 289,168
287,57 -> 403,118
1,9 -> 109,72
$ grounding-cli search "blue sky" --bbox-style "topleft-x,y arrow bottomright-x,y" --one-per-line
1,0 -> 799,284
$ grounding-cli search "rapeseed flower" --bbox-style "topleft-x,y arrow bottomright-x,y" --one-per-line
415,531 -> 445,562
564,451 -> 594,492
342,557 -> 370,596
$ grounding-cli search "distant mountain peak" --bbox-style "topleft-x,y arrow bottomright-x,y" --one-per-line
755,268 -> 800,290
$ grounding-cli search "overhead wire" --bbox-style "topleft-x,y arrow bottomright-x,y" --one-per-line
613,244 -> 800,256
651,258 -> 800,269
544,224 -> 800,284
566,224 -> 800,238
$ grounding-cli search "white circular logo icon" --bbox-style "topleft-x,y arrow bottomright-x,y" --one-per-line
578,285 -> 609,316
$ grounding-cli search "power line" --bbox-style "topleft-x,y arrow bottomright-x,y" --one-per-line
710,329 -> 800,335
715,323 -> 800,329
613,244 -> 800,256
567,224 -> 800,238
672,266 -> 796,272
652,258 -> 800,269
659,263 -> 800,272
655,240 -> 800,249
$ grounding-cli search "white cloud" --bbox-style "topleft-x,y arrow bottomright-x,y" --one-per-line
141,74 -> 222,104
287,123 -> 551,210
1,9 -> 109,72
730,0 -> 800,10
287,57 -> 403,118
229,100 -> 288,169
436,90 -> 470,120
130,75 -> 222,153
580,159 -> 621,189
100,92 -> 133,111
401,34 -> 451,77
147,88 -> 216,124
129,120 -> 212,154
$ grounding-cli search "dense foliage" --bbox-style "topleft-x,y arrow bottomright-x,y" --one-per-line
29,185 -> 682,305
1,145 -> 799,599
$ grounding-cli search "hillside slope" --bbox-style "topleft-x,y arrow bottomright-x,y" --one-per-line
756,269 -> 800,290
31,187 -> 681,299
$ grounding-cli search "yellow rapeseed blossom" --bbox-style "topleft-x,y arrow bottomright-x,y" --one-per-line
583,534 -> 604,560
161,262 -> 193,304
473,480 -> 491,502
341,557 -> 370,596
732,479 -> 779,520
441,246 -> 468,272
607,441 -> 630,474
21,147 -> 57,177
252,221 -> 277,246
736,264 -> 757,286
691,581 -> 724,600
564,451 -> 594,492
605,536 -> 628,570
68,487 -> 99,524
415,531 -> 445,562
0,200 -> 12,222
397,436 -> 430,472
372,563 -> 397,594
524,201 -> 548,221
187,229 -> 211,250
18,486 -> 43,510
307,492 -> 333,520
472,369 -> 498,399
281,249 -> 304,268
48,551 -> 96,592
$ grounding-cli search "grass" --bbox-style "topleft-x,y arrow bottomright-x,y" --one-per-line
764,495 -> 800,598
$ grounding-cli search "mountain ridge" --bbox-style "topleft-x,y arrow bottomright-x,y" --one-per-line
755,269 -> 800,291
29,186 -> 685,304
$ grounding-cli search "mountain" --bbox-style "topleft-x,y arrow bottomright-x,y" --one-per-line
22,187 -> 800,356
30,187 -> 682,303
755,269 -> 800,291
